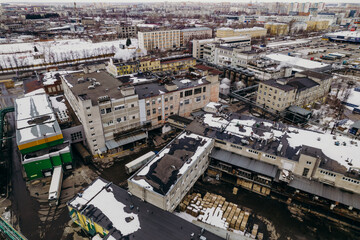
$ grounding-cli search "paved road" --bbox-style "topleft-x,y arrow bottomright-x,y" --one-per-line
9,111 -> 41,240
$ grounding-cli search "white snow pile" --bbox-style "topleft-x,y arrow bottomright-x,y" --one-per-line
70,178 -> 141,236
0,38 -> 143,69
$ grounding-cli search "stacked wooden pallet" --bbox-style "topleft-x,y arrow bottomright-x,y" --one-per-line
179,192 -> 250,232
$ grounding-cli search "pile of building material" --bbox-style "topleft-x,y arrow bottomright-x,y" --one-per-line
179,192 -> 258,234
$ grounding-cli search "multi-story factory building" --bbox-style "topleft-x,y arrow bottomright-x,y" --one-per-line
61,71 -> 146,156
256,70 -> 332,111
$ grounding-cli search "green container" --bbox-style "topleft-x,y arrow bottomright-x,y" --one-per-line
23,158 -> 53,180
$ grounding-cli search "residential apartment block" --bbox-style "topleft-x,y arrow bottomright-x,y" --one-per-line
116,24 -> 137,38
216,27 -> 267,38
138,29 -> 181,51
61,72 -> 146,155
264,22 -> 289,36
192,35 -> 251,59
180,27 -> 212,45
256,70 -> 332,111
138,28 -> 213,51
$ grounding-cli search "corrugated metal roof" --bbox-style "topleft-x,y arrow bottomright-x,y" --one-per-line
289,176 -> 360,210
210,148 -> 278,178
105,133 -> 147,150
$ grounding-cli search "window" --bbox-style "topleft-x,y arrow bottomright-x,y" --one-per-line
185,90 -> 193,97
117,118 -> 121,122
306,161 -> 312,165
203,95 -> 205,100
131,104 -> 135,108
70,132 -> 83,141
165,106 -> 168,111
146,101 -> 150,106
89,121 -> 93,123
215,139 -> 226,145
302,168 -> 309,177
87,114 -> 91,117
147,110 -> 150,116
158,98 -> 161,103
90,127 -> 94,130
132,116 -> 136,119
158,116 -> 162,121
86,107 -> 90,110
123,116 -> 126,121
196,96 -> 201,102
165,98 -> 168,102
94,144 -> 97,147
170,96 -> 173,101
100,109 -> 105,114
152,100 -> 156,104
153,108 -> 156,114
203,87 -> 206,92
180,92 -> 183,98
194,88 -> 202,94
106,108 -> 112,113
231,144 -> 242,150
114,105 -> 125,111
170,105 -> 173,109
184,99 -> 190,104
91,133 -> 95,136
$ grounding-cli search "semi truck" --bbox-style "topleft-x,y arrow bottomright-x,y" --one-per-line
74,142 -> 92,164
125,151 -> 156,174
48,166 -> 63,206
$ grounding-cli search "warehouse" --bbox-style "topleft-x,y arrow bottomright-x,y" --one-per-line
68,178 -> 223,240
128,131 -> 214,211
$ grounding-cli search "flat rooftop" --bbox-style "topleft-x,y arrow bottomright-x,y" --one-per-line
15,92 -> 61,144
186,113 -> 360,173
68,178 -> 223,240
130,132 -> 212,196
135,78 -> 209,100
266,53 -> 329,70
63,71 -> 131,106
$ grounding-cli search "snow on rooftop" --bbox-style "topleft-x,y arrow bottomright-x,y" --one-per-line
132,132 -> 212,194
266,53 -> 329,70
70,178 -> 141,236
24,88 -> 46,97
180,79 -> 192,84
266,39 -> 309,48
42,71 -> 78,86
16,93 -> 53,121
202,114 -> 360,170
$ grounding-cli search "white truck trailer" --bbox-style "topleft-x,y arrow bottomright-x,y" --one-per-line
48,166 -> 63,206
125,151 -> 155,174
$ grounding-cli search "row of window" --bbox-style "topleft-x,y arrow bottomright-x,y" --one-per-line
319,170 -> 336,177
101,104 -> 133,114
248,149 -> 259,154
264,154 -> 276,160
342,177 -> 360,185
230,144 -> 242,150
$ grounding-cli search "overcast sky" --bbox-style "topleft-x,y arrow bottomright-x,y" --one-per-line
1,0 -> 358,3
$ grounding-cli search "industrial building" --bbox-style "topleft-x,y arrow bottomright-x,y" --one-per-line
322,31 -> 360,44
135,74 -> 219,127
15,92 -> 73,180
193,35 -> 251,60
128,132 -> 214,211
67,178 -> 223,239
256,70 -> 333,111
186,113 -> 360,210
61,71 -> 146,156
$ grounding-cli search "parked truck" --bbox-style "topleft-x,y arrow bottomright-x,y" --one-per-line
48,166 -> 63,206
74,142 -> 92,164
125,151 -> 156,174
